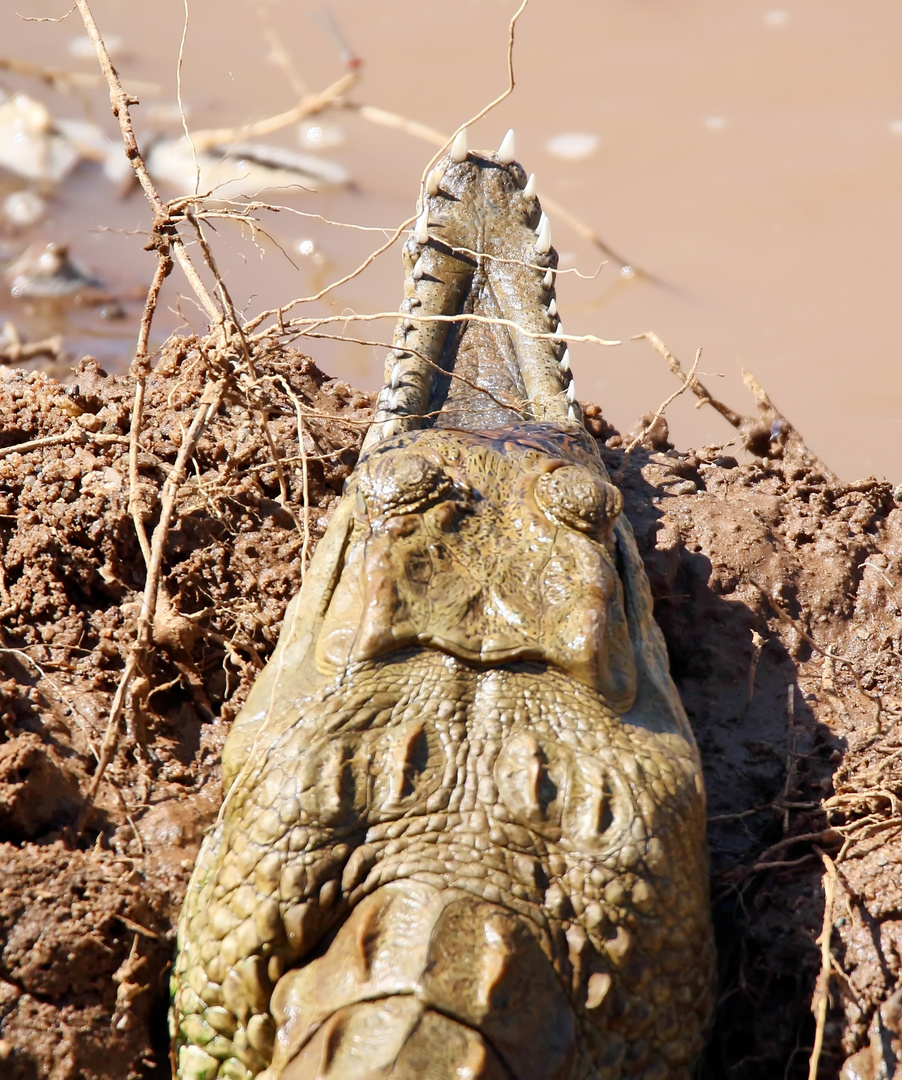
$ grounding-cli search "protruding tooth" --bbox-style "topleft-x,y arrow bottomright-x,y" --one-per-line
560,348 -> 571,373
535,213 -> 552,254
523,173 -> 537,198
425,168 -> 440,196
568,404 -> 578,422
548,299 -> 557,317
498,128 -> 515,164
390,362 -> 401,390
451,128 -> 468,163
412,257 -> 425,281
566,380 -> 576,403
543,268 -> 554,289
413,209 -> 429,244
401,319 -> 413,332
553,321 -> 564,338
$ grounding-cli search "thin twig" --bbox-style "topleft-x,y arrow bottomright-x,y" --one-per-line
0,427 -> 129,458
624,348 -> 702,454
259,307 -> 621,347
0,54 -> 161,94
783,684 -> 798,833
74,0 -> 223,328
189,71 -> 359,152
80,380 -> 227,824
128,250 -> 174,565
632,331 -> 745,427
808,848 -> 838,1080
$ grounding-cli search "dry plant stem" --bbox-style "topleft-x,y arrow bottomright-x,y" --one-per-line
808,848 -> 839,1080
74,0 -> 223,329
349,104 -> 448,147
0,646 -> 100,762
71,0 -> 254,824
0,326 -> 63,364
298,330 -> 525,415
752,582 -> 875,699
782,684 -> 798,833
275,377 -> 313,576
245,224 -> 415,333
81,380 -> 227,823
129,251 -> 174,565
0,427 -> 129,459
189,70 -> 359,152
0,54 -> 161,95
265,308 -> 621,347
624,349 -> 702,454
633,331 -> 745,428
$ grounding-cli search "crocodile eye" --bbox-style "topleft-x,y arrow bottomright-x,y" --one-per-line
534,466 -> 622,535
359,452 -> 452,518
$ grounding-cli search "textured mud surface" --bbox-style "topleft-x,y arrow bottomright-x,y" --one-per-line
0,350 -> 899,1079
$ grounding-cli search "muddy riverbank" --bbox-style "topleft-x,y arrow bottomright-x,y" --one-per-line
0,345 -> 898,1078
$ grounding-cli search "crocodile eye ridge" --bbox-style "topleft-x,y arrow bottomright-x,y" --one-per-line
359,451 -> 453,518
534,465 -> 622,535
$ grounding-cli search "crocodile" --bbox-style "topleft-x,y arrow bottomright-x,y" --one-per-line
171,131 -> 716,1080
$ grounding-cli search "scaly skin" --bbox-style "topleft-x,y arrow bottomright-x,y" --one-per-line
171,141 -> 715,1080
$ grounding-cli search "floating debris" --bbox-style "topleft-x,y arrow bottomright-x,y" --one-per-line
2,190 -> 46,228
0,93 -> 80,184
0,320 -> 63,364
6,243 -> 104,299
299,121 -> 345,150
68,33 -> 124,59
147,137 -> 349,199
54,118 -> 133,184
545,132 -> 599,161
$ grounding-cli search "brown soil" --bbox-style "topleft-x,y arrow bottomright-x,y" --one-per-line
0,346 -> 899,1080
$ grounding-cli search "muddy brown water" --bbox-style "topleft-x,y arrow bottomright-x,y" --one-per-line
1,0 -> 900,482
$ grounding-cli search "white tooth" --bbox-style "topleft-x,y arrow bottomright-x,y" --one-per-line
548,299 -> 557,317
392,348 -> 406,358
401,319 -> 413,332
568,404 -> 577,422
413,209 -> 429,244
566,380 -> 576,403
425,169 -> 440,196
543,269 -> 554,289
535,213 -> 552,254
498,128 -> 515,164
451,128 -> 468,163
560,348 -> 571,372
523,173 -> 537,198
554,320 -> 564,338
412,257 -> 425,281
390,362 -> 401,390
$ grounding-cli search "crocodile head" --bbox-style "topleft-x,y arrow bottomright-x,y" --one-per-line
172,134 -> 715,1080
